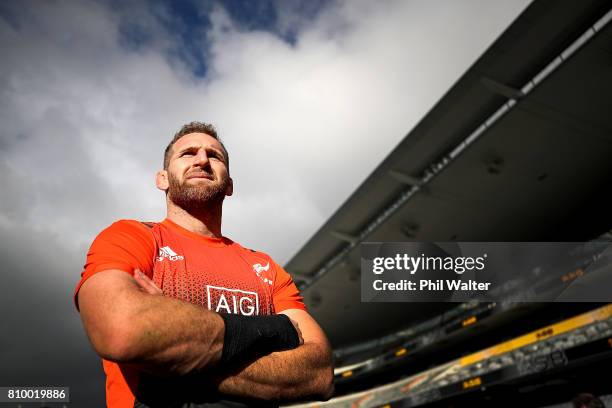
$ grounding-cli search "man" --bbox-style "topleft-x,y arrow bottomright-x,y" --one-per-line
75,122 -> 334,407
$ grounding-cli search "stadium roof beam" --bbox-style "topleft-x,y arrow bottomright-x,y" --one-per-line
329,230 -> 359,244
388,170 -> 422,186
480,77 -> 525,100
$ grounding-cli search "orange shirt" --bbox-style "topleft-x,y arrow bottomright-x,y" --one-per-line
74,219 -> 305,408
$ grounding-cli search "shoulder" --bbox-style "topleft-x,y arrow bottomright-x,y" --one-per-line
229,239 -> 265,256
93,219 -> 156,245
231,243 -> 282,272
101,219 -> 154,233
234,243 -> 276,263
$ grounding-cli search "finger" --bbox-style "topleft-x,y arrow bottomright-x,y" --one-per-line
133,269 -> 153,292
137,272 -> 162,295
133,269 -> 163,295
139,271 -> 163,295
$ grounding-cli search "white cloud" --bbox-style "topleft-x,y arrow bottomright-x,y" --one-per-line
0,0 -> 531,262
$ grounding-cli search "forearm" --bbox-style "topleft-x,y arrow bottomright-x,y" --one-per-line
79,270 -> 225,376
216,342 -> 334,401
119,292 -> 225,375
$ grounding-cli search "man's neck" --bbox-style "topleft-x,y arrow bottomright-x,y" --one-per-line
165,201 -> 223,238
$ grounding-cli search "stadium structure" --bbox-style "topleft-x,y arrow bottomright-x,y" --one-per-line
284,1 -> 612,407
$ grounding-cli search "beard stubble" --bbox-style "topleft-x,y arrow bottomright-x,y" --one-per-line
167,171 -> 230,212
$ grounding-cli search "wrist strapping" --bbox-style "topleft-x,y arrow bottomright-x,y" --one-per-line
219,313 -> 300,366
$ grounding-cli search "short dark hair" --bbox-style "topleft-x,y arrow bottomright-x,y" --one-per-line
163,122 -> 229,170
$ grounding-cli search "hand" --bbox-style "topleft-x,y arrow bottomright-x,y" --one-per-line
133,269 -> 163,295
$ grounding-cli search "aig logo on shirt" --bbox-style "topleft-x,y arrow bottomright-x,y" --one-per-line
206,285 -> 260,316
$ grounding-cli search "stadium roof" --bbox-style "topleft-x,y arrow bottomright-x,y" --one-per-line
284,0 -> 612,348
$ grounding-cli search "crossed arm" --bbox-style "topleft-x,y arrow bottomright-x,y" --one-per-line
77,269 -> 334,401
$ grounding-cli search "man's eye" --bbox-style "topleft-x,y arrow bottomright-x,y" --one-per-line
181,152 -> 194,157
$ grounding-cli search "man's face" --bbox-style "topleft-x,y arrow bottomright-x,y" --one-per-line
160,132 -> 232,210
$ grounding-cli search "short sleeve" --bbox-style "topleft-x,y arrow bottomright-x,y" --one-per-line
74,219 -> 156,310
271,259 -> 306,313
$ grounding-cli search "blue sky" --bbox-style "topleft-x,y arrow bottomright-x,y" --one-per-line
0,0 -> 531,405
114,0 -> 329,77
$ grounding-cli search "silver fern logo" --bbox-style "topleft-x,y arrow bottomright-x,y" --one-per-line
252,262 -> 273,285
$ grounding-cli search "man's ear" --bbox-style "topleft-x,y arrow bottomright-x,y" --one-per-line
156,170 -> 169,191
225,177 -> 234,197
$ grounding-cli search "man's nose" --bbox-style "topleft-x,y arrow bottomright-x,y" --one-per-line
193,149 -> 210,167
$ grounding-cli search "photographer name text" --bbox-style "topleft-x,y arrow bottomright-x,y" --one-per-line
373,279 -> 491,291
